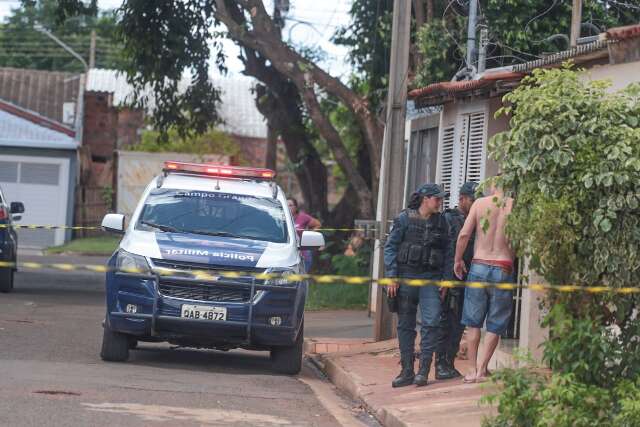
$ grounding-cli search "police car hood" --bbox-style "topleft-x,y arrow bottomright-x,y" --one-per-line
121,230 -> 297,269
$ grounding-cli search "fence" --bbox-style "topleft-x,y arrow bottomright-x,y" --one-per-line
74,185 -> 110,238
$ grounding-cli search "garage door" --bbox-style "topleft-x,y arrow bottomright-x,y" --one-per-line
0,155 -> 69,248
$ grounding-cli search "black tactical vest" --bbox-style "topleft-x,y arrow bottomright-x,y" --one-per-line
397,209 -> 449,275
444,207 -> 475,267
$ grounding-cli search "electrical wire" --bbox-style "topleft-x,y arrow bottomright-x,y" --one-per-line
524,0 -> 561,35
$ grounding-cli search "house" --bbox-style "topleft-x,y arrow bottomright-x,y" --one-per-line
0,68 -> 83,248
404,23 -> 640,362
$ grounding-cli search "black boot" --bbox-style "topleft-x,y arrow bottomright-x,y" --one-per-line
446,353 -> 462,378
392,354 -> 415,388
435,352 -> 460,380
413,355 -> 432,387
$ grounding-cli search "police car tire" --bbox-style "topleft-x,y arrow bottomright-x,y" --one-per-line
0,268 -> 13,293
271,321 -> 304,375
100,324 -> 130,362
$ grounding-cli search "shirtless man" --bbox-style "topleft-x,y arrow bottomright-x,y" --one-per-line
453,182 -> 514,383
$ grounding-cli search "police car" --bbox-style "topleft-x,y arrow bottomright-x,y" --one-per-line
100,161 -> 324,374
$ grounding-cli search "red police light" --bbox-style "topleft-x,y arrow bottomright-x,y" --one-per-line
164,161 -> 276,180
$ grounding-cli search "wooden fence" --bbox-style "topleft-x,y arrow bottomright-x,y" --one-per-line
74,186 -> 111,238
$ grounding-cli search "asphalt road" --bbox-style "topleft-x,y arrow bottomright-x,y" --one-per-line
0,260 -> 358,427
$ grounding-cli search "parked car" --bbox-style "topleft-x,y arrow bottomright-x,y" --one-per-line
0,186 -> 24,293
100,161 -> 324,374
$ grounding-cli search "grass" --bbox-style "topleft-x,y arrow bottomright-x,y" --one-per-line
46,236 -> 121,256
305,282 -> 369,311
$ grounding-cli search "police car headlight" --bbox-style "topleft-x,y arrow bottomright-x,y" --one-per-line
116,249 -> 151,275
264,268 -> 297,286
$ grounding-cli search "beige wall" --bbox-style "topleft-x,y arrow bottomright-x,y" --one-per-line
485,96 -> 510,177
583,61 -> 640,92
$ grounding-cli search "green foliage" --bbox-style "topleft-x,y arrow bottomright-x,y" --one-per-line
415,1 -> 640,86
0,0 -> 125,72
128,127 -> 240,160
306,246 -> 371,311
333,0 -> 393,112
483,66 -> 640,425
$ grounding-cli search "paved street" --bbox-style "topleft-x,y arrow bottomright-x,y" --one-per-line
0,256 -> 368,427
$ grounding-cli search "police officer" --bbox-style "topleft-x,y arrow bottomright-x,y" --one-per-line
384,183 -> 454,388
437,182 -> 478,379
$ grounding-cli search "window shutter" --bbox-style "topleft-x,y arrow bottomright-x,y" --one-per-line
464,111 -> 486,184
439,126 -> 455,208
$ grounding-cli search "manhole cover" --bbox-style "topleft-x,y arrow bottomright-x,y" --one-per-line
33,390 -> 81,396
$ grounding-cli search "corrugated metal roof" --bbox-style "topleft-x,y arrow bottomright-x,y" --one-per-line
86,68 -> 142,106
86,69 -> 267,139
0,108 -> 77,150
0,67 -> 81,127
212,76 -> 267,139
511,39 -> 609,73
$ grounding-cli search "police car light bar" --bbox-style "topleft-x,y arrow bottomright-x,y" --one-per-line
164,161 -> 276,180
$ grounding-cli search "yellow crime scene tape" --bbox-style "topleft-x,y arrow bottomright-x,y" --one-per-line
0,224 -> 370,232
0,260 -> 639,295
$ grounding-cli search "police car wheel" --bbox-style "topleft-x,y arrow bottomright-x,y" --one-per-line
127,337 -> 138,350
0,268 -> 13,293
100,324 -> 130,362
270,321 -> 304,375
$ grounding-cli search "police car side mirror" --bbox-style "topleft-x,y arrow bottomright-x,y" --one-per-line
300,231 -> 325,250
10,202 -> 24,214
102,213 -> 126,235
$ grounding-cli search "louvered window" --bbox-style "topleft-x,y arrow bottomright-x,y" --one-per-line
441,111 -> 486,208
438,126 -> 455,208
464,112 -> 486,184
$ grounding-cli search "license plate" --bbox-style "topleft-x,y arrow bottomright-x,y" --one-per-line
180,304 -> 227,321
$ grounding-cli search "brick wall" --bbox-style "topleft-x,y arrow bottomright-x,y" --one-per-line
82,91 -> 144,161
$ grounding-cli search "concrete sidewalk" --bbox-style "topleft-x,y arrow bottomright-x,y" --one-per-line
307,339 -> 496,427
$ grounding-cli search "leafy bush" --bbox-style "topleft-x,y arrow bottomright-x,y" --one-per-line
127,127 -> 241,160
483,66 -> 640,425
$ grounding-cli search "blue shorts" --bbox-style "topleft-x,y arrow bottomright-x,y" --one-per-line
461,262 -> 515,335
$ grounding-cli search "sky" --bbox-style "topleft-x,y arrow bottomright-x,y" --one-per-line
0,0 -> 355,78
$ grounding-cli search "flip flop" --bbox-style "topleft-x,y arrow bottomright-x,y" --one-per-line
463,374 -> 476,384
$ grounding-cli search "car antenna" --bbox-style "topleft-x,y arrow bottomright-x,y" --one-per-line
215,179 -> 221,191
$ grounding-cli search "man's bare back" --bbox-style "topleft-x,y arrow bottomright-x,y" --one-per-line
469,194 -> 514,262
454,190 -> 514,279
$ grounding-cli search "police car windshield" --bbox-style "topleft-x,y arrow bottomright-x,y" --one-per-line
137,189 -> 288,243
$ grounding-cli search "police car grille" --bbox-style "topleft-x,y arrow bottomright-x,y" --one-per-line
159,280 -> 251,303
151,258 -> 264,274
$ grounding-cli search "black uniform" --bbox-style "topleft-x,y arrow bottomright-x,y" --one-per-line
384,207 -> 454,387
438,207 -> 475,374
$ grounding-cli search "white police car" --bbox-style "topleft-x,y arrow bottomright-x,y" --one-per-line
100,161 -> 324,374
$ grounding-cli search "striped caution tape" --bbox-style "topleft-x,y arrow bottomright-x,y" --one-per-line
1,260 -> 639,295
0,224 -> 101,230
0,224 -> 370,232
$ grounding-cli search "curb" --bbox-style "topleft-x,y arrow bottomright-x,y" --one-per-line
318,354 -> 408,427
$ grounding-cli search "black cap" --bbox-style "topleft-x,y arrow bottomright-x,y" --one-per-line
416,183 -> 449,198
459,181 -> 479,198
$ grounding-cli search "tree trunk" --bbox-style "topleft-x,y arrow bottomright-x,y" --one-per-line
214,0 -> 381,218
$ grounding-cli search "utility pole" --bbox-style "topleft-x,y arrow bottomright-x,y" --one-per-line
373,0 -> 412,341
465,0 -> 478,70
570,0 -> 582,48
89,30 -> 96,69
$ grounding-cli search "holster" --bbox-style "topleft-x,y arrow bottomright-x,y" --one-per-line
387,292 -> 399,313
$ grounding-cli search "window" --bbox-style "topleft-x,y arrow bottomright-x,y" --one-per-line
439,111 -> 486,208
0,161 -> 18,183
20,163 -> 60,186
137,189 -> 289,243
438,126 -> 455,207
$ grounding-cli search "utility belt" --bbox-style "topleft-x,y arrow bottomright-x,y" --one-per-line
397,243 -> 445,274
